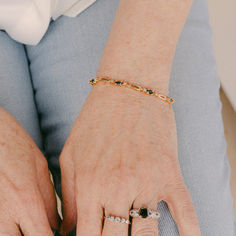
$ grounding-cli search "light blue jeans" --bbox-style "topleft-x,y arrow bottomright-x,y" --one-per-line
0,0 -> 235,235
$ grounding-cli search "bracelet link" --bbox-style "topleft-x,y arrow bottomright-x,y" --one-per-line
89,77 -> 174,104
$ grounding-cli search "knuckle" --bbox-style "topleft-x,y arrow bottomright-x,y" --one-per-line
133,221 -> 157,236
175,182 -> 188,195
183,205 -> 197,219
181,200 -> 199,225
133,226 -> 157,236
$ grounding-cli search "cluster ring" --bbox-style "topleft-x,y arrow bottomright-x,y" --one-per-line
129,207 -> 161,219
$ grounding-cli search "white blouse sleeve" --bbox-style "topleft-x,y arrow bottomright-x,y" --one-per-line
0,0 -> 97,45
52,0 -> 97,20
0,0 -> 51,45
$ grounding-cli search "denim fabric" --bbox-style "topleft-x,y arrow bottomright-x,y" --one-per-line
0,31 -> 42,149
0,0 -> 235,235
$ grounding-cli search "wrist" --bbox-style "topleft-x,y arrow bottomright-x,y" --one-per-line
95,69 -> 171,96
89,80 -> 172,112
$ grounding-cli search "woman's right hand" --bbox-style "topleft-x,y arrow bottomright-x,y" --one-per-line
0,107 -> 60,235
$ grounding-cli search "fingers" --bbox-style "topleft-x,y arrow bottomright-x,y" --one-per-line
0,220 -> 21,236
20,216 -> 53,236
102,196 -> 131,236
59,153 -> 77,235
131,199 -> 159,236
35,154 -> 61,230
165,181 -> 201,236
18,187 -> 54,236
0,188 -> 54,236
76,198 -> 103,236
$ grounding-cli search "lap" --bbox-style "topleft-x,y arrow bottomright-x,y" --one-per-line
0,31 -> 42,149
25,0 -> 236,235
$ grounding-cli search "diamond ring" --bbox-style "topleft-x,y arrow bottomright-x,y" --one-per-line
129,207 -> 160,219
104,215 -> 131,224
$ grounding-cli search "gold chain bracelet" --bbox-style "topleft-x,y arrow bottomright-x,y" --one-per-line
89,77 -> 174,104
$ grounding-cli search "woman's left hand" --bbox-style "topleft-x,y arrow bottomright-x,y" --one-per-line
59,83 -> 201,236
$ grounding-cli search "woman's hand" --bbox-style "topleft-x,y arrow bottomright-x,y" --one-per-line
0,107 -> 60,235
59,84 -> 201,236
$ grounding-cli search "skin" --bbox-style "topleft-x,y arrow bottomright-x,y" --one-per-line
0,0 -> 201,235
60,85 -> 201,236
0,107 -> 60,235
60,0 -> 201,235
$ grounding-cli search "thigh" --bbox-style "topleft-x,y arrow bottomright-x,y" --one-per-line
0,31 -> 42,150
25,0 -> 236,235
161,0 -> 236,235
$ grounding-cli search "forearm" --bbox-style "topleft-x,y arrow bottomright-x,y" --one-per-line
96,0 -> 193,94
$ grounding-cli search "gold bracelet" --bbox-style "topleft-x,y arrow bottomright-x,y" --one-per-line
89,77 -> 174,104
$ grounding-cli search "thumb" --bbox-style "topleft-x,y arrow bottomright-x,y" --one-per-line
165,181 -> 201,236
59,151 -> 77,235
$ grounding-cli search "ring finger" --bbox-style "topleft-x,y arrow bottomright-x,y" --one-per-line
131,199 -> 159,236
102,199 -> 131,236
